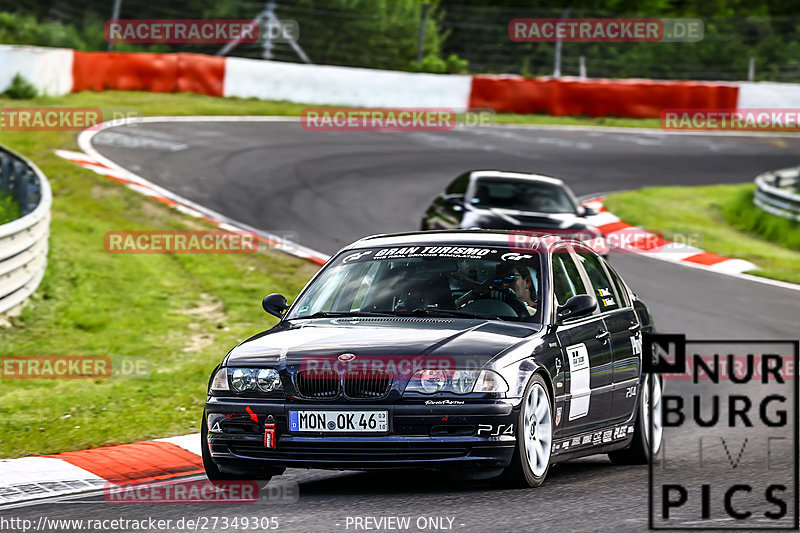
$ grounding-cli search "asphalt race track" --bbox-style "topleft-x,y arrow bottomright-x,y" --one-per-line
7,123 -> 800,532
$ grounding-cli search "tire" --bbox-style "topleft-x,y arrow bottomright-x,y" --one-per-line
608,374 -> 663,465
495,373 -> 554,488
201,410 -> 276,488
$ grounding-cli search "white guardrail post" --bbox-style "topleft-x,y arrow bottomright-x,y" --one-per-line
754,167 -> 800,222
0,144 -> 51,316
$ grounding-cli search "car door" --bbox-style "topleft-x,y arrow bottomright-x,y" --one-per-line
574,247 -> 642,422
552,245 -> 614,432
425,172 -> 470,229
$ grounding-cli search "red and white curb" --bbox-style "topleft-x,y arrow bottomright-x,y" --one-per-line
582,197 -> 758,274
0,434 -> 201,506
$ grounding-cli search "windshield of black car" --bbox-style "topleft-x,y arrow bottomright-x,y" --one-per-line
286,246 -> 543,323
469,178 -> 577,214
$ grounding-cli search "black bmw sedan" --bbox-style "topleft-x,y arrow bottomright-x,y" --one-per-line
203,231 -> 663,488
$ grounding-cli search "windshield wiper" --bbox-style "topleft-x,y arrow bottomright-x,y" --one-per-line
397,308 -> 509,321
291,311 -> 397,320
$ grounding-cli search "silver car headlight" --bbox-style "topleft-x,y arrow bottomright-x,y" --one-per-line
210,368 -> 283,393
404,369 -> 508,395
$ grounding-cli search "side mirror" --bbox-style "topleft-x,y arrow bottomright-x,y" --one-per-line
262,293 -> 289,318
443,194 -> 464,211
556,294 -> 597,323
580,205 -> 598,217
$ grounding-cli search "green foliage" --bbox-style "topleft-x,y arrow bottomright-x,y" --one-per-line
2,73 -> 37,99
288,0 -> 447,71
0,11 -> 106,51
445,53 -> 469,73
0,189 -> 21,224
410,52 -> 469,73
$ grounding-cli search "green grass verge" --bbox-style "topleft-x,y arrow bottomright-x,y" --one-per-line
604,184 -> 800,285
0,90 -> 656,458
723,187 -> 800,251
0,189 -> 21,224
0,92 -> 322,459
492,113 -> 660,128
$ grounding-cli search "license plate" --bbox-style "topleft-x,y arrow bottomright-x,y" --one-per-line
289,410 -> 388,433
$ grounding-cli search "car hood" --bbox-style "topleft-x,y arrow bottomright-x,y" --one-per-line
464,208 -> 593,230
225,318 -> 540,369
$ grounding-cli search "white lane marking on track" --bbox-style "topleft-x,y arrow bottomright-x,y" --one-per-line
92,131 -> 189,152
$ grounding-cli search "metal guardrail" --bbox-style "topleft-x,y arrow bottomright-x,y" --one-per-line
754,167 -> 800,222
0,145 -> 51,316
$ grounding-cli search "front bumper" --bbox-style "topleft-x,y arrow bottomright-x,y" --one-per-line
205,397 -> 517,471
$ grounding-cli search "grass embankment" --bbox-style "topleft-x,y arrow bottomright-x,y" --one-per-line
0,90 -> 657,458
604,184 -> 800,284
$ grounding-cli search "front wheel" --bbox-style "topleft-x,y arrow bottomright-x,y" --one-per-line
609,374 -> 663,465
495,374 -> 553,487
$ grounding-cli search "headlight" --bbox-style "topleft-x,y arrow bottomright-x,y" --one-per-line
451,370 -> 478,394
256,368 -> 281,392
419,370 -> 448,393
210,368 -> 283,394
404,369 -> 507,395
230,369 -> 251,392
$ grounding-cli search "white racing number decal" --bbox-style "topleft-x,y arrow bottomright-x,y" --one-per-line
566,343 -> 591,420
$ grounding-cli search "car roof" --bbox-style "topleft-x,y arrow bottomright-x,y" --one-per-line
469,170 -> 565,186
343,229 -> 580,253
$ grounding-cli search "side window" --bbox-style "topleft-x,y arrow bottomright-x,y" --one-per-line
445,172 -> 470,195
576,252 -> 620,312
605,263 -> 631,308
551,249 -> 588,306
